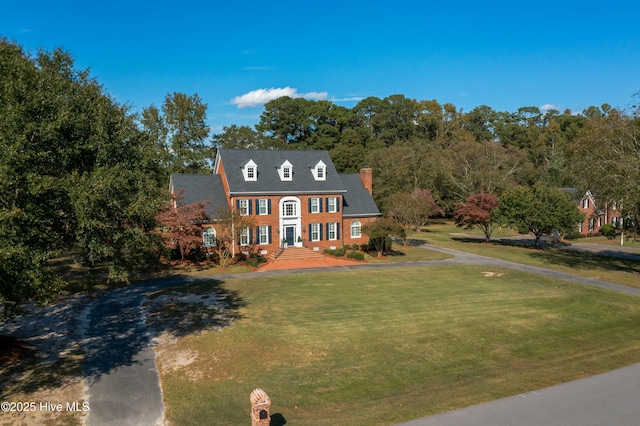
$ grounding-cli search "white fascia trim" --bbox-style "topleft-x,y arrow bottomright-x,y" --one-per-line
228,190 -> 347,196
342,213 -> 382,218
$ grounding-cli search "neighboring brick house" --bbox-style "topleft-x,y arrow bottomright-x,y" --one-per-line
169,149 -> 380,256
576,190 -> 623,235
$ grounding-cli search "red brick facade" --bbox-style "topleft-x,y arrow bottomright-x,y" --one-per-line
174,149 -> 381,257
577,190 -> 623,236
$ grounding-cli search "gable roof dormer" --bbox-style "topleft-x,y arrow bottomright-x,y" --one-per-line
214,149 -> 348,195
312,160 -> 327,181
242,159 -> 257,181
278,160 -> 293,181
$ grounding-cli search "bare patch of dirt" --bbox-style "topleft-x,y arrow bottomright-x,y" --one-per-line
0,295 -> 89,426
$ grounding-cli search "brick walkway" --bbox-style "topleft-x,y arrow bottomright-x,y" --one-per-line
257,256 -> 363,271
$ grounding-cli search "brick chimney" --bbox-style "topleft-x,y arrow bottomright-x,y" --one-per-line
360,168 -> 373,195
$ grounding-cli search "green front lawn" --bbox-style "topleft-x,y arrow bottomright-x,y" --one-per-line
411,222 -> 640,289
159,266 -> 640,425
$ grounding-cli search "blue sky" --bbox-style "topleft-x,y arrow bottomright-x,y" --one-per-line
3,1 -> 639,134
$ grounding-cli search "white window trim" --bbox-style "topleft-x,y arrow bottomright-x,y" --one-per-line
203,227 -> 216,247
278,160 -> 293,181
258,225 -> 269,244
328,222 -> 337,240
328,197 -> 337,213
310,197 -> 320,213
351,221 -> 361,238
239,199 -> 249,216
242,159 -> 258,181
240,227 -> 250,246
310,223 -> 320,242
258,199 -> 268,215
313,160 -> 327,181
283,201 -> 297,217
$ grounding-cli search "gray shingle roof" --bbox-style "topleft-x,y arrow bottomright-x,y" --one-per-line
169,174 -> 227,219
170,150 -> 381,219
340,174 -> 381,217
216,149 -> 346,194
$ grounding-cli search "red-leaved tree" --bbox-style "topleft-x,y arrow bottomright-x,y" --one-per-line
453,192 -> 500,241
155,193 -> 210,261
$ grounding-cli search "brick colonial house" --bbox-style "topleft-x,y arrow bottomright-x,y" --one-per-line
576,190 -> 623,235
169,149 -> 380,257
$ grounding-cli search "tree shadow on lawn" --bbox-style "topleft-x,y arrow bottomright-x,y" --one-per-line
0,275 -> 246,395
451,235 -> 568,249
528,249 -> 640,275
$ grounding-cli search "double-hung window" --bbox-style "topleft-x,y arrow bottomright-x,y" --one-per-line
327,222 -> 338,240
258,199 -> 269,215
258,226 -> 269,244
310,223 -> 321,241
327,197 -> 339,213
310,197 -> 320,213
240,227 -> 250,246
238,199 -> 250,216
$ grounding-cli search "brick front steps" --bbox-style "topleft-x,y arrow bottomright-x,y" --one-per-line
267,247 -> 325,261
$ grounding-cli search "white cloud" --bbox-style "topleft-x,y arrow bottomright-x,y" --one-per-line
332,96 -> 365,103
540,103 -> 557,112
231,87 -> 328,108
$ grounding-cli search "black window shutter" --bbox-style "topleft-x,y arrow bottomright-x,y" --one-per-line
319,198 -> 322,212
336,197 -> 340,212
267,199 -> 271,214
319,224 -> 323,240
308,198 -> 312,213
336,222 -> 340,238
248,200 -> 252,215
235,199 -> 240,210
268,226 -> 272,244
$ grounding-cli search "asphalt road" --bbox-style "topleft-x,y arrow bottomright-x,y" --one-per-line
397,362 -> 640,426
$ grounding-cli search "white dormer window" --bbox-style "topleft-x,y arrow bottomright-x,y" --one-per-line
313,160 -> 327,181
242,159 -> 257,181
278,160 -> 293,181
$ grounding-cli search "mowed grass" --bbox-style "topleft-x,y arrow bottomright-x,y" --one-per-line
412,222 -> 640,289
159,266 -> 640,425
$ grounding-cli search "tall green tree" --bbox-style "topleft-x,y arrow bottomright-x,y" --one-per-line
256,96 -> 315,147
494,184 -> 583,248
448,140 -> 527,198
141,92 -> 213,173
464,105 -> 499,142
0,39 -> 165,315
568,103 -> 640,234
213,124 -> 269,150
256,97 -> 351,149
365,139 -> 455,213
